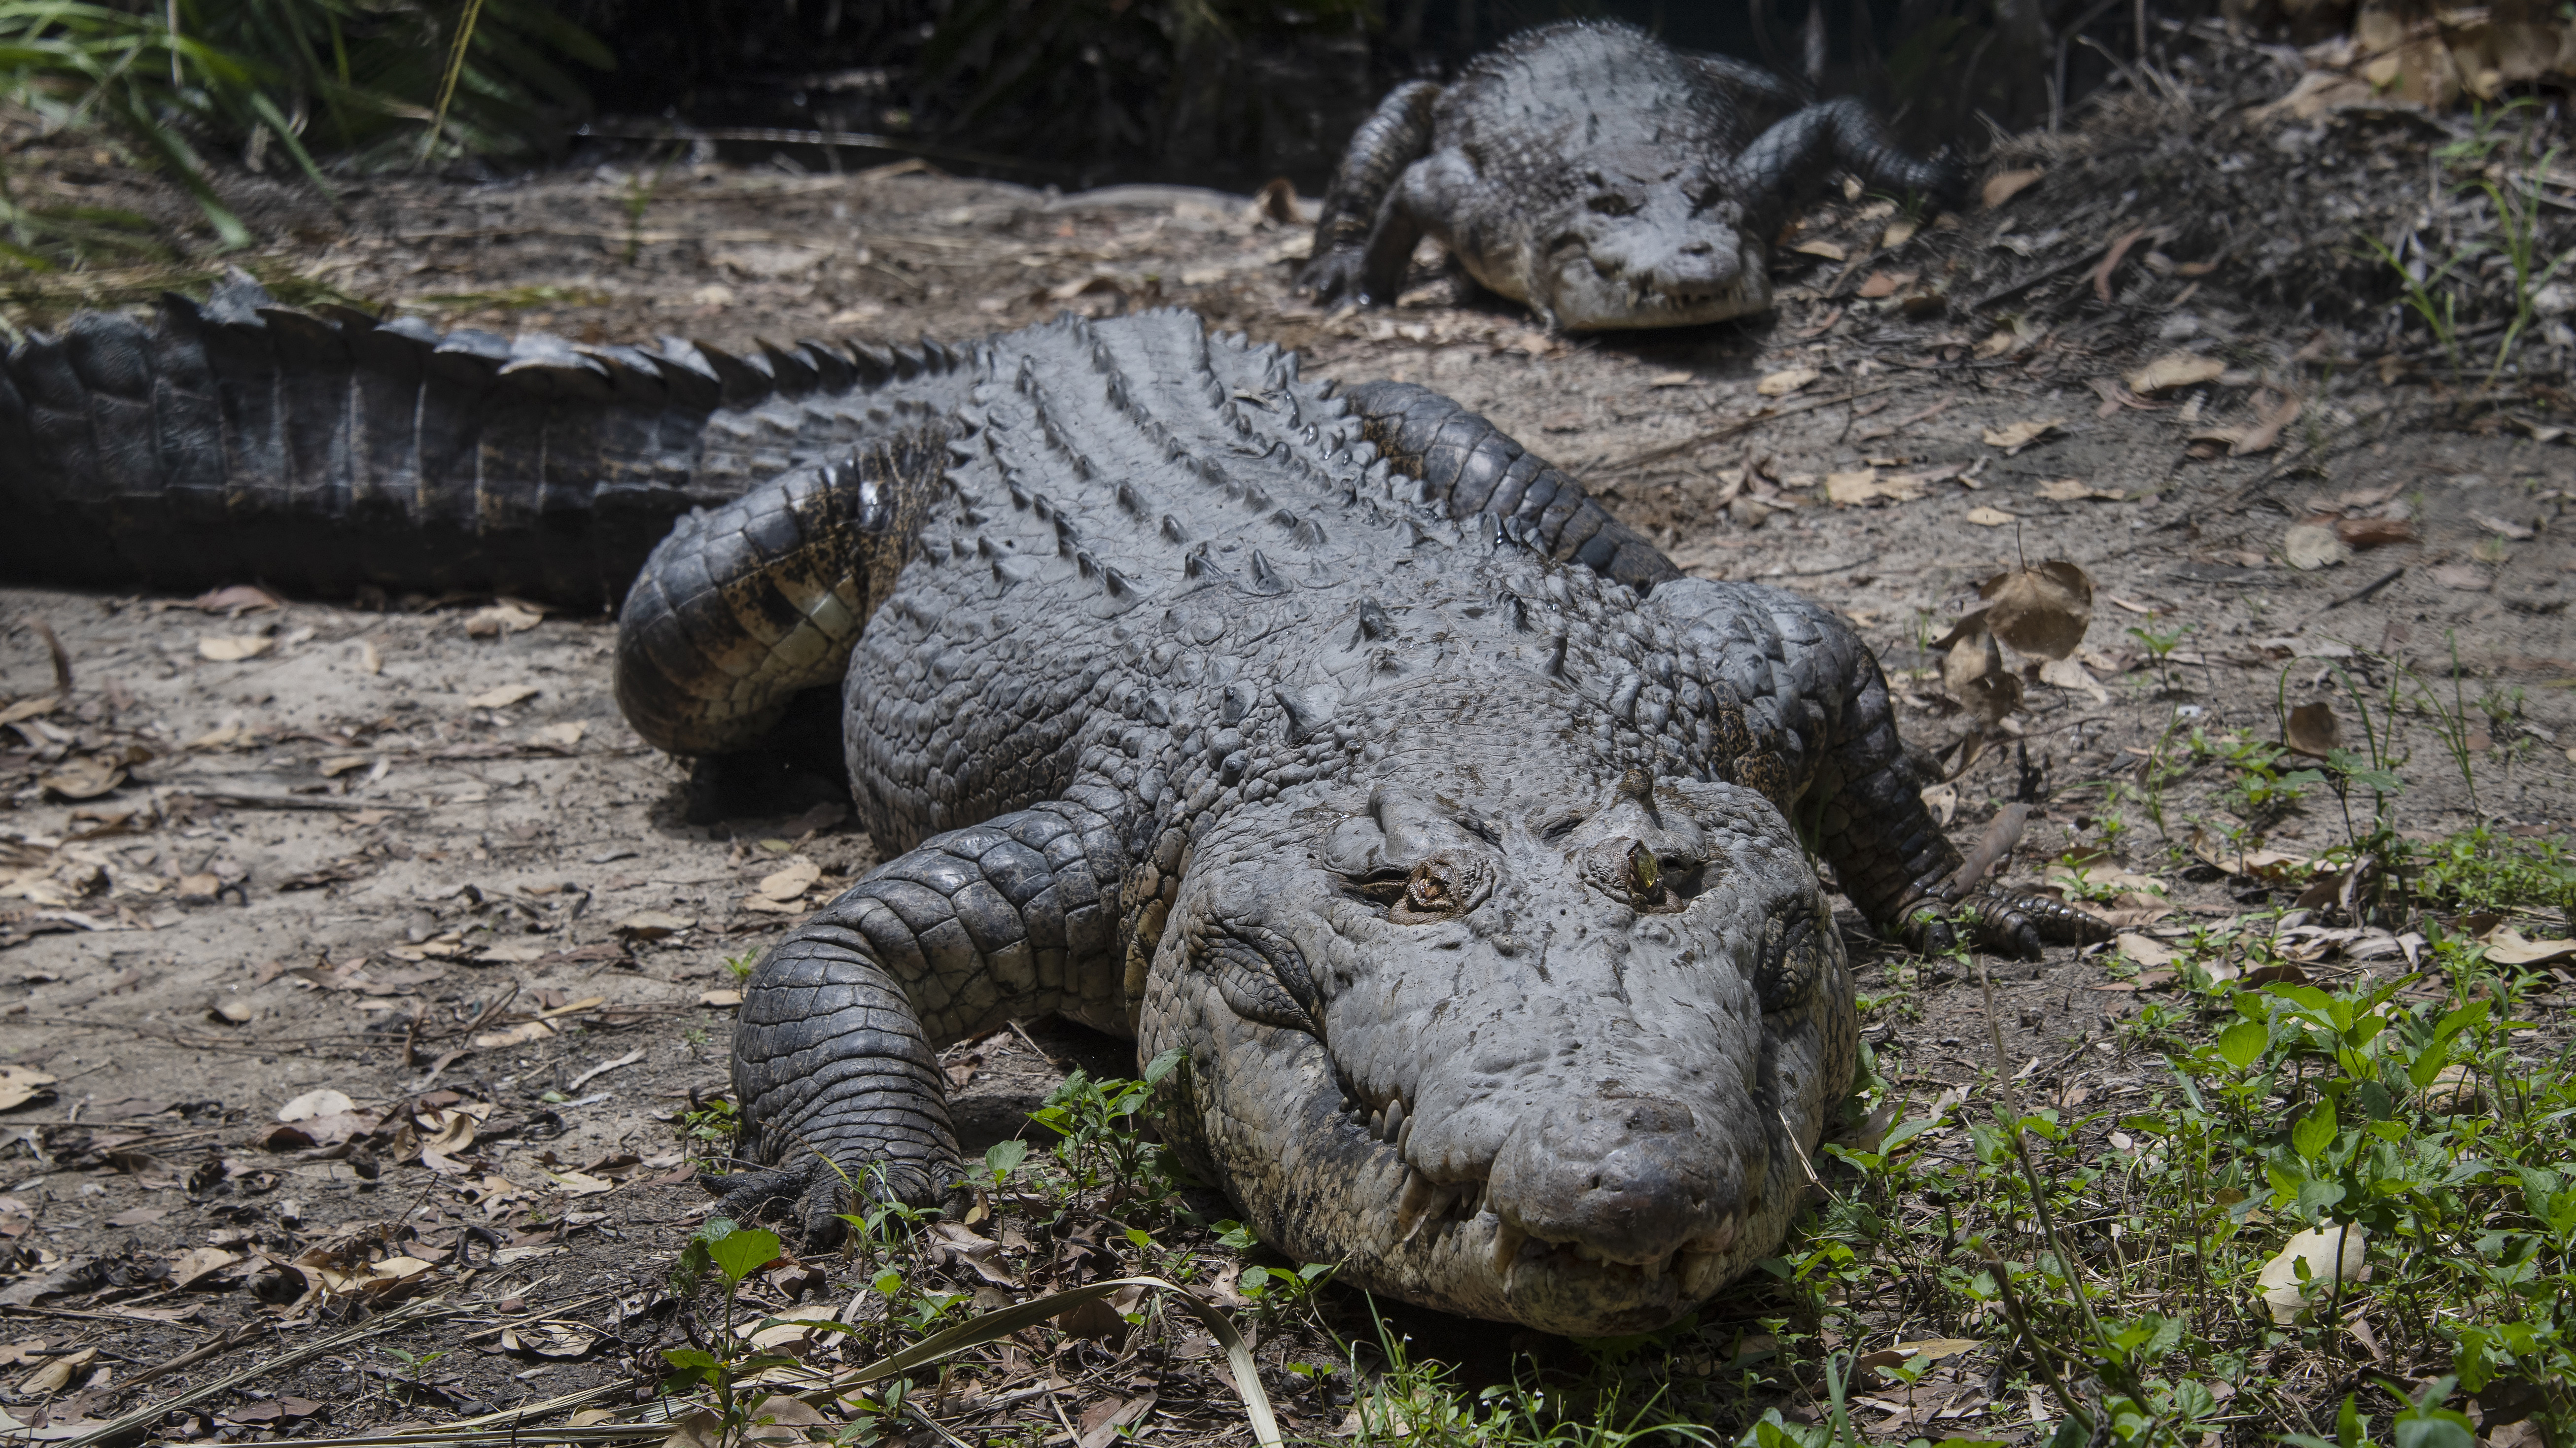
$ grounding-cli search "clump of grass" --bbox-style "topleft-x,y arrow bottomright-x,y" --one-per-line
0,0 -> 610,253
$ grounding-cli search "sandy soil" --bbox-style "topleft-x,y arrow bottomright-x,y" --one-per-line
0,39 -> 2572,1445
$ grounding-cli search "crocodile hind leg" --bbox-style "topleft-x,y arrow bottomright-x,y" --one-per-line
1299,80 -> 1444,305
1736,99 -> 1967,215
613,429 -> 949,756
718,799 -> 1131,1243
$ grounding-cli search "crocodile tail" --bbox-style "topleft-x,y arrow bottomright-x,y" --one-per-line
1337,380 -> 1681,594
0,275 -> 977,610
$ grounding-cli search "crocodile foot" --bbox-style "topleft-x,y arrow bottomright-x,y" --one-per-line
697,1155 -> 958,1247
1901,883 -> 2113,960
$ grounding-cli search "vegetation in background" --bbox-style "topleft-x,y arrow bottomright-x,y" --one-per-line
0,0 -> 609,250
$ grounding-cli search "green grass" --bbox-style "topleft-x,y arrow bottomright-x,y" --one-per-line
0,0 -> 608,254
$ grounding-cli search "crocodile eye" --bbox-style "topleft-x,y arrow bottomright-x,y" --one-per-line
1628,846 -> 1660,898
1580,837 -> 1665,907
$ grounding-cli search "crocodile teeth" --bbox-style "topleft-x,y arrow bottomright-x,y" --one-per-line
1396,1170 -> 1438,1241
1383,1097 -> 1406,1148
1489,1221 -> 1529,1280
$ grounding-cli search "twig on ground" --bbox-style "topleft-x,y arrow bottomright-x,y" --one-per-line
61,1296 -> 462,1448
1584,382 -> 1908,475
2322,565 -> 2406,610
1950,803 -> 2035,892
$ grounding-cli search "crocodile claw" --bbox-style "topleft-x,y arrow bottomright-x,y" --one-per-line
1902,883 -> 2113,960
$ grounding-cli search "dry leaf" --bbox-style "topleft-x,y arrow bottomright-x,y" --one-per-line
1823,469 -> 1925,506
545,1170 -> 617,1197
2231,396 -> 2302,455
1964,506 -> 2016,526
531,722 -> 588,748
2038,479 -> 2124,501
2482,927 -> 2576,967
2283,522 -> 2352,571
473,1020 -> 556,1049
1790,240 -> 1846,261
1981,417 -> 2064,454
1757,367 -> 1820,397
1919,783 -> 1957,826
1984,169 -> 2044,207
502,1322 -> 599,1359
2037,656 -> 2108,704
2259,1225 -> 2368,1324
2336,517 -> 2413,549
208,998 -> 253,1025
700,989 -> 744,1008
1882,219 -> 1918,248
197,635 -> 274,662
756,859 -> 821,902
1646,371 -> 1696,388
467,684 -> 540,710
2475,513 -> 2537,541
20,1346 -> 95,1396
617,910 -> 696,940
2127,353 -> 2227,395
38,756 -> 125,800
0,1066 -> 57,1112
1856,271 -> 1915,299
1977,560 -> 2094,660
278,1089 -> 355,1122
167,1246 -> 241,1288
358,640 -> 383,674
1942,622 -> 2023,724
2117,933 -> 2179,969
2285,702 -> 2341,757
2432,563 -> 2492,592
465,603 -> 544,638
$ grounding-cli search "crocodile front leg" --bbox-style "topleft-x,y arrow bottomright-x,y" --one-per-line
1737,99 -> 1967,215
1300,80 -> 1443,305
717,800 -> 1130,1242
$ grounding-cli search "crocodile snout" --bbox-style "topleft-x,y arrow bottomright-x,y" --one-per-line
1486,1088 -> 1743,1266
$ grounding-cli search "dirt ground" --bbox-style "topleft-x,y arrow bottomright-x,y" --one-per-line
0,24 -> 2572,1446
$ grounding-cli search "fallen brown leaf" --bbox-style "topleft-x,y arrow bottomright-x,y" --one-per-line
2284,522 -> 2352,571
1983,169 -> 2044,207
1977,560 -> 2094,660
1757,367 -> 1821,397
2286,702 -> 2341,757
2128,352 -> 2227,395
1981,417 -> 2065,454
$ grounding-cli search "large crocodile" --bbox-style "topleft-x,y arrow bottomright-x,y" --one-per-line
0,285 -> 2099,1334
1300,20 -> 1964,330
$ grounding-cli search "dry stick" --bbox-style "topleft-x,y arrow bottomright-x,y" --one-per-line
31,617 -> 71,697
2322,565 -> 2406,611
1975,955 -> 2108,1436
61,1296 -> 461,1448
1949,803 -> 2034,894
111,1324 -> 264,1394
1583,382 -> 1908,476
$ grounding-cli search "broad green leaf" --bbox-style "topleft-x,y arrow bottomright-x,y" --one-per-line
984,1138 -> 1028,1177
2217,1019 -> 2269,1070
2293,1099 -> 2337,1160
705,1226 -> 783,1284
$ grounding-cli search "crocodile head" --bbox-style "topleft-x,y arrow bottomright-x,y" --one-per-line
1523,150 -> 1771,331
1141,695 -> 1853,1335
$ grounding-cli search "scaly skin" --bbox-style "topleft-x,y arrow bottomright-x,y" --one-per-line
1298,20 -> 1966,330
0,274 -> 975,611
0,289 -> 2104,1332
664,310 -> 2104,1335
